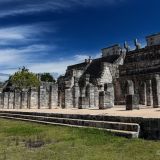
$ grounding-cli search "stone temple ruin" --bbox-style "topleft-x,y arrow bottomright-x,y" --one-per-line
58,33 -> 160,110
0,33 -> 160,110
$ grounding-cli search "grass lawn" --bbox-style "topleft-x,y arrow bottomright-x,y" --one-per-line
0,118 -> 160,160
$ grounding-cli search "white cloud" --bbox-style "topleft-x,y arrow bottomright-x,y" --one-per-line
0,23 -> 55,42
74,54 -> 89,61
0,49 -> 101,77
0,0 -> 125,17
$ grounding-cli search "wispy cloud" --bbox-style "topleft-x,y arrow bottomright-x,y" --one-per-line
0,49 -> 101,77
0,23 -> 56,45
0,0 -> 125,17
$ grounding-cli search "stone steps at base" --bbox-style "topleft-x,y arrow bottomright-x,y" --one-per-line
0,115 -> 139,138
0,112 -> 140,138
0,111 -> 139,122
0,113 -> 140,132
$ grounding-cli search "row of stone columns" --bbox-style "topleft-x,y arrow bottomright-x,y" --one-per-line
0,85 -> 58,110
58,82 -> 105,109
126,75 -> 160,108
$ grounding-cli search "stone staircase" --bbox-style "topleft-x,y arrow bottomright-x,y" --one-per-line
0,111 -> 140,138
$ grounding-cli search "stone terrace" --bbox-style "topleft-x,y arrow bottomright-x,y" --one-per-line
1,105 -> 160,118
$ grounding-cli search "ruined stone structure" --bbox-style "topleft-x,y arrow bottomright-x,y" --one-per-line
58,45 -> 125,109
0,32 -> 160,110
58,33 -> 160,109
116,34 -> 160,108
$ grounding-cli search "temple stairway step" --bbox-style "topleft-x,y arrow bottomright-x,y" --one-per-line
0,110 -> 138,122
0,111 -> 140,138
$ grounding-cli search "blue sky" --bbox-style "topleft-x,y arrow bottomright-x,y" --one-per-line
0,0 -> 160,80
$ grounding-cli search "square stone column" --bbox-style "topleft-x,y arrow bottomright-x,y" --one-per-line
73,85 -> 80,108
126,80 -> 134,95
146,80 -> 153,106
86,84 -> 95,108
38,87 -> 48,109
99,91 -> 114,109
4,92 -> 9,109
8,92 -> 14,109
21,90 -> 28,109
14,91 -> 21,109
64,88 -> 73,108
126,94 -> 139,110
0,93 -> 4,109
49,84 -> 58,109
139,82 -> 147,105
152,76 -> 160,108
30,88 -> 38,109
94,87 -> 99,107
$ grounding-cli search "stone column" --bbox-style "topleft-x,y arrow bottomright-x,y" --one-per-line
30,88 -> 38,109
94,86 -> 99,107
0,93 -> 4,109
152,75 -> 160,108
126,95 -> 139,110
146,80 -> 153,106
14,91 -> 21,109
21,90 -> 28,109
126,80 -> 134,95
3,92 -> 9,109
139,82 -> 147,105
114,80 -> 122,105
61,92 -> 65,109
99,91 -> 114,109
88,84 -> 95,108
58,90 -> 63,108
50,84 -> 58,109
99,83 -> 114,109
8,92 -> 14,109
64,88 -> 73,108
38,86 -> 48,109
73,80 -> 80,108
99,91 -> 105,109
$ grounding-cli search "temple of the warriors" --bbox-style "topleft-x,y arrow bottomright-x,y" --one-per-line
58,33 -> 160,109
0,33 -> 160,110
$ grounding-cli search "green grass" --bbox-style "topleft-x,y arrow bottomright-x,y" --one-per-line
0,118 -> 160,160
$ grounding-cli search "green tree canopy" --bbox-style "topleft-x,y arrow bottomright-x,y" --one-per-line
40,73 -> 56,83
10,67 -> 40,90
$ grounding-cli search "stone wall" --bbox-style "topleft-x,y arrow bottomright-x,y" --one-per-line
0,83 -> 58,110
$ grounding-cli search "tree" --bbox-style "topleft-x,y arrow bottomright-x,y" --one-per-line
10,67 -> 40,91
40,73 -> 56,83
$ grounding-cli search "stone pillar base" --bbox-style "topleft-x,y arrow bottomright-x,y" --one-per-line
99,91 -> 114,109
126,94 -> 139,110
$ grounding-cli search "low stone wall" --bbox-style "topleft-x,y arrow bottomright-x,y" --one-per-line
0,110 -> 159,139
0,84 -> 58,109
